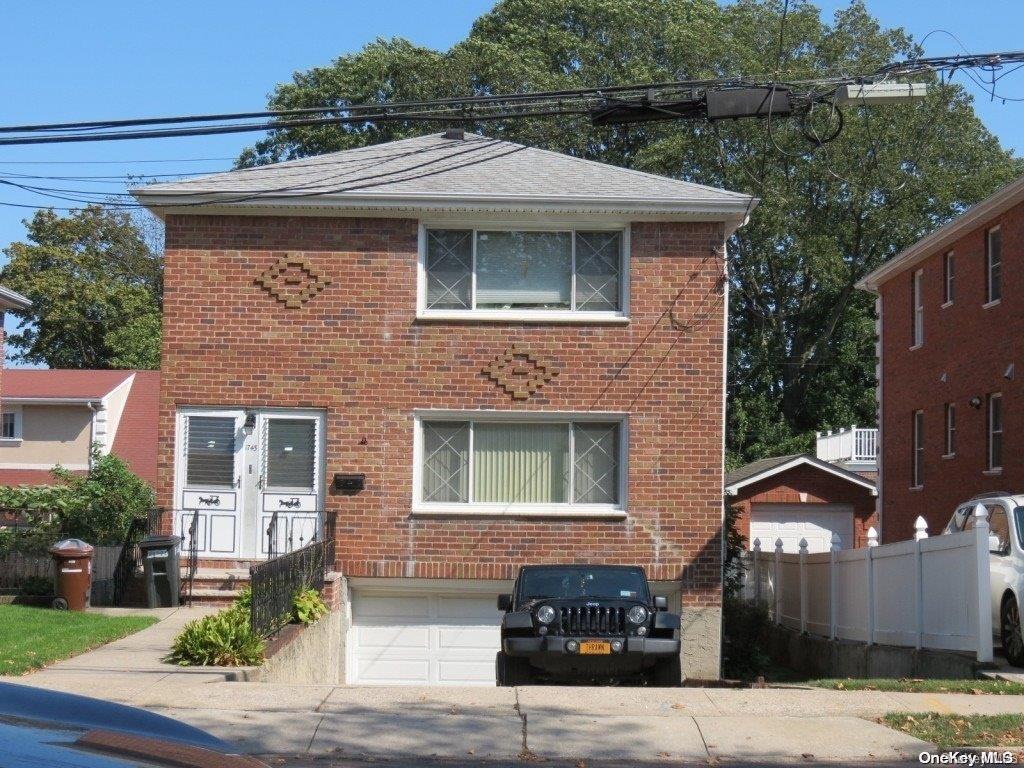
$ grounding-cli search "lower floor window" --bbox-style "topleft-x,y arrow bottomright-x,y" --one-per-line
418,417 -> 623,509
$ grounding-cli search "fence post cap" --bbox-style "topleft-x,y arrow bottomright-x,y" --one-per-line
798,538 -> 809,554
830,532 -> 842,551
867,526 -> 879,546
973,503 -> 989,520
752,538 -> 761,552
914,516 -> 929,540
774,537 -> 784,552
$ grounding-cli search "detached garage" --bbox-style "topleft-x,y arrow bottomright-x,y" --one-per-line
346,580 -> 509,686
726,454 -> 877,553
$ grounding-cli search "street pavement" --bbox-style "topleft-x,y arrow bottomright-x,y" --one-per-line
5,607 -> 1023,764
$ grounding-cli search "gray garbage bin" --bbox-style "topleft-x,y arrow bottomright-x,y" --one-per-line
138,535 -> 181,608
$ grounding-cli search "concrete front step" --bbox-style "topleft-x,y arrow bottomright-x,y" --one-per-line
180,567 -> 250,606
182,587 -> 245,606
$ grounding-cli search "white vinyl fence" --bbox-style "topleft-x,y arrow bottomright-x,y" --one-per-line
742,504 -> 993,662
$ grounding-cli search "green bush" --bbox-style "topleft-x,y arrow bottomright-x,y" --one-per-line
19,575 -> 53,596
292,588 -> 327,625
722,596 -> 772,681
168,607 -> 264,667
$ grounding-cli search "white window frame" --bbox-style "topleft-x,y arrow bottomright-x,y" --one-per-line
0,406 -> 22,441
988,393 -> 1003,472
986,226 -> 1002,306
416,221 -> 630,323
911,269 -> 924,348
942,250 -> 954,307
911,409 -> 924,489
411,409 -> 628,518
943,402 -> 956,458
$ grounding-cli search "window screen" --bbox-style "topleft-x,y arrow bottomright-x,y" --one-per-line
425,229 -> 472,309
266,419 -> 316,489
1,412 -> 15,439
186,416 -> 236,488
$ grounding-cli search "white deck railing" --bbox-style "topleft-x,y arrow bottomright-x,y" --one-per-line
815,426 -> 878,463
742,505 -> 993,662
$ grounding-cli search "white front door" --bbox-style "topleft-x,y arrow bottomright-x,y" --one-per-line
750,503 -> 855,553
176,408 -> 325,560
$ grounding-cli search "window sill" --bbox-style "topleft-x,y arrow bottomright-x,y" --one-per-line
941,301 -> 953,309
416,310 -> 630,324
983,468 -> 1003,476
909,485 -> 923,492
0,438 -> 22,444
909,343 -> 923,351
411,504 -> 627,519
983,299 -> 1001,309
941,453 -> 956,460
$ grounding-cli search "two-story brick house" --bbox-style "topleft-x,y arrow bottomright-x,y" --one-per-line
133,131 -> 754,683
858,176 -> 1024,543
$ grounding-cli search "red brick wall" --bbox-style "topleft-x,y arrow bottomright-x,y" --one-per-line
160,214 -> 727,607
730,464 -> 877,549
878,198 -> 1024,542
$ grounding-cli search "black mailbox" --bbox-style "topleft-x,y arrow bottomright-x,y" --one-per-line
333,473 -> 365,493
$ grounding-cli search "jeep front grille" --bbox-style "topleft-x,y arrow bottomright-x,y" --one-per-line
558,606 -> 625,636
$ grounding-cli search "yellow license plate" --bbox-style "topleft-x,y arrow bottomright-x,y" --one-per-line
579,641 -> 611,655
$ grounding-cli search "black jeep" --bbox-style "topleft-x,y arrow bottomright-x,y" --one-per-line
496,564 -> 681,686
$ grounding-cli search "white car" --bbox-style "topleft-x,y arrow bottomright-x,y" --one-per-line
944,493 -> 1024,667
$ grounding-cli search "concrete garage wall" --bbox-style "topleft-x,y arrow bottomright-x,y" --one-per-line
766,623 -> 983,680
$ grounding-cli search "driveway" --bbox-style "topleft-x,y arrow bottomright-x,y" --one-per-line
6,608 -> 1024,763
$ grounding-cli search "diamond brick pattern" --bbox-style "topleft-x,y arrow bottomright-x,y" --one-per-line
482,345 -> 558,399
256,255 -> 331,308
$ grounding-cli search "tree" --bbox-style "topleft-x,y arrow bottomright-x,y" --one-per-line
1,206 -> 163,369
243,0 -> 1021,463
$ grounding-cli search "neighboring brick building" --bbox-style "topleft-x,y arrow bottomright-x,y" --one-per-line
133,131 -> 754,683
858,176 -> 1024,543
726,454 -> 877,553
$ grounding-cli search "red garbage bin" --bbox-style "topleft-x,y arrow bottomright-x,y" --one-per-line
49,538 -> 94,611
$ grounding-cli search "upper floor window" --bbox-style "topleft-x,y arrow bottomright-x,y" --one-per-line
943,251 -> 954,305
911,269 -> 924,347
911,409 -> 924,488
414,413 -> 626,516
988,393 -> 1003,472
986,227 -> 1002,305
944,402 -> 956,457
419,227 -> 627,320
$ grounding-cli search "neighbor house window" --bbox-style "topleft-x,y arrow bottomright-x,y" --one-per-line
912,409 -> 924,487
911,269 -> 924,347
416,415 -> 625,513
943,251 -> 954,304
988,393 -> 1003,471
944,403 -> 956,456
0,411 -> 17,440
987,227 -> 1002,304
422,228 -> 626,317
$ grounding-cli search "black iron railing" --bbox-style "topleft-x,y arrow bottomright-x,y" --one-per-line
182,509 -> 199,607
250,511 -> 335,638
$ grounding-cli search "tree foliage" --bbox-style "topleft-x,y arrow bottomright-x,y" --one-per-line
246,0 -> 1020,463
1,206 -> 162,369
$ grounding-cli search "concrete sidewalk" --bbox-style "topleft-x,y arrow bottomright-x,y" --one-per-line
6,609 -> 1024,763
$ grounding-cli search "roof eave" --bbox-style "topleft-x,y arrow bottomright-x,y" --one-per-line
857,175 -> 1024,293
0,286 -> 31,312
725,455 -> 877,496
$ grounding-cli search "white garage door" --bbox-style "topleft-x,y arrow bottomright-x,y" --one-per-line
348,588 -> 503,685
750,503 -> 855,553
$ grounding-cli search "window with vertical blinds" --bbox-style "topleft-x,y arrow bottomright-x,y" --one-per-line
185,416 -> 236,488
418,418 -> 623,510
422,228 -> 625,315
266,419 -> 317,489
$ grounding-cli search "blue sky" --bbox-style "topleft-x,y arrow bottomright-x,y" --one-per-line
0,1 -> 1021,356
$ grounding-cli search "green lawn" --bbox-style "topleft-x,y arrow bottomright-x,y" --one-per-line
806,678 -> 1024,695
884,713 -> 1024,749
0,604 -> 156,675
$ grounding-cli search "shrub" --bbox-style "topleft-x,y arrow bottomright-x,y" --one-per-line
292,587 -> 327,625
168,596 -> 264,667
19,575 -> 53,596
722,596 -> 772,681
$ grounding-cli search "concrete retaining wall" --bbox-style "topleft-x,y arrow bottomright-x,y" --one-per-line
246,609 -> 344,684
766,623 -> 984,679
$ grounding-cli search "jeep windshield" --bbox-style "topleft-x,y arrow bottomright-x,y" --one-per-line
518,567 -> 650,602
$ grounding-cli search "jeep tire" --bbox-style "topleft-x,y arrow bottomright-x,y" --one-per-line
650,655 -> 682,687
495,651 -> 532,686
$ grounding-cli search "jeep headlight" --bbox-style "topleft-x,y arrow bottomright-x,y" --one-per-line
627,605 -> 649,624
536,605 -> 557,625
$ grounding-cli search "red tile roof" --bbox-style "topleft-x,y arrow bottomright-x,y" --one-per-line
2,369 -> 135,400
111,371 -> 159,486
0,468 -> 75,486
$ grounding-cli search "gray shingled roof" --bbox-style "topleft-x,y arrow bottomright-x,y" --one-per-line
725,454 -> 805,488
131,132 -> 753,216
